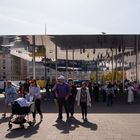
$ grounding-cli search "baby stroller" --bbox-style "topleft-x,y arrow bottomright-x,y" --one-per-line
8,97 -> 34,129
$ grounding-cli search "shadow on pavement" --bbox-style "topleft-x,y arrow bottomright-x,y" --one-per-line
1,94 -> 140,113
53,118 -> 97,134
41,93 -> 140,113
5,121 -> 42,138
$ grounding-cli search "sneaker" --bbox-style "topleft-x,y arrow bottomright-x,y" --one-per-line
84,117 -> 88,121
56,117 -> 62,121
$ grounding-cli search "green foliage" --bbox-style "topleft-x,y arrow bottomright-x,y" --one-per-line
103,71 -> 126,82
90,71 -> 126,82
90,71 -> 96,82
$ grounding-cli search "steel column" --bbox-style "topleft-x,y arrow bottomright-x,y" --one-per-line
55,43 -> 58,81
32,35 -> 36,79
66,47 -> 68,81
72,48 -> 74,80
136,35 -> 139,84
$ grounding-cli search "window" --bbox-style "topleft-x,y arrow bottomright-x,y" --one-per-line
3,76 -> 6,79
41,77 -> 44,80
36,77 -> 39,80
3,60 -> 5,64
3,54 -> 5,58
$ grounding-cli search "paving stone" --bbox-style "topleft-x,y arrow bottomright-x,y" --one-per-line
1,94 -> 140,140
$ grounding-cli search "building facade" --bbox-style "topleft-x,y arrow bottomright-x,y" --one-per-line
0,46 -> 27,80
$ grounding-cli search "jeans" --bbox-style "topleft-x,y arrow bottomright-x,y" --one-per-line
107,94 -> 113,106
68,96 -> 75,116
57,97 -> 69,119
32,99 -> 43,119
80,102 -> 87,118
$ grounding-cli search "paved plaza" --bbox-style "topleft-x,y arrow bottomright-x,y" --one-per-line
0,94 -> 140,140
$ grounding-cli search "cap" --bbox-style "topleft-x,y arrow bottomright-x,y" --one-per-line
7,80 -> 12,84
68,78 -> 73,81
58,75 -> 65,80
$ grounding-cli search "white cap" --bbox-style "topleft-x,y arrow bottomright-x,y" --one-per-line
58,75 -> 65,80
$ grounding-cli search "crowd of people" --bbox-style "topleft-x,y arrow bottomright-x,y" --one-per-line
1,76 -> 139,123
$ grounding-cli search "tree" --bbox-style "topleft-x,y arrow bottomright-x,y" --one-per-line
91,70 -> 126,83
90,71 -> 96,82
103,71 -> 126,82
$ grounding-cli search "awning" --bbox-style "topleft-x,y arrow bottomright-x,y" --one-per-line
49,35 -> 140,50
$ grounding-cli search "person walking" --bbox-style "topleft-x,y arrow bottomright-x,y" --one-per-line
127,83 -> 134,104
21,78 -> 30,98
52,80 -> 59,111
29,79 -> 43,123
55,75 -> 70,121
76,81 -> 91,121
2,80 -> 17,118
93,83 -> 99,102
113,82 -> 118,96
68,78 -> 77,118
106,82 -> 115,106
102,82 -> 108,102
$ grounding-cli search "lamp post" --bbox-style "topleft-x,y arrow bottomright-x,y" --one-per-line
44,50 -> 47,81
95,60 -> 99,83
55,42 -> 58,81
111,48 -> 114,84
95,53 -> 101,83
115,47 -> 118,82
66,47 -> 68,81
122,47 -> 125,91
49,36 -> 58,81
32,35 -> 36,79
72,48 -> 75,80
44,24 -> 47,81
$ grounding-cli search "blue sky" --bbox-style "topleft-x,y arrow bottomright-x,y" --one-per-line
0,0 -> 140,35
